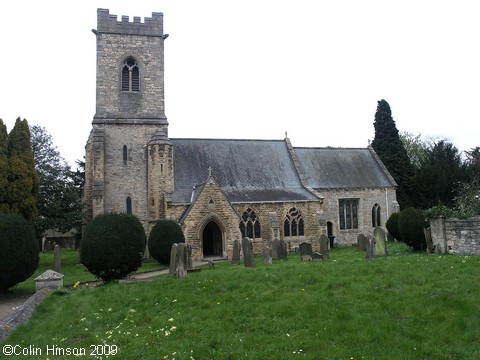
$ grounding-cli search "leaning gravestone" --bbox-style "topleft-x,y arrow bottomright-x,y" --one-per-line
319,234 -> 329,259
176,243 -> 188,278
263,246 -> 272,265
242,237 -> 256,268
357,233 -> 367,252
374,226 -> 387,256
54,244 -> 61,273
231,239 -> 241,265
366,235 -> 376,260
424,227 -> 433,254
169,243 -> 178,275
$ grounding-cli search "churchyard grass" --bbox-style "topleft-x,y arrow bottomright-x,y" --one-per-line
1,250 -> 166,297
3,243 -> 480,359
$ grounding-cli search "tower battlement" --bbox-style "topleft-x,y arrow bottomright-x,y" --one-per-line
96,8 -> 164,37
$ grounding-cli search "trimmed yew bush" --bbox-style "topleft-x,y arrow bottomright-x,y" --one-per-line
148,220 -> 185,265
0,213 -> 39,292
386,212 -> 402,242
398,207 -> 426,251
80,213 -> 146,281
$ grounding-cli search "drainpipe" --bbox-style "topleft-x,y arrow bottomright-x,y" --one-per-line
385,188 -> 389,220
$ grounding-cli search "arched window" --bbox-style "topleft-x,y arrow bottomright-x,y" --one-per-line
372,203 -> 381,227
121,57 -> 139,92
126,196 -> 132,214
284,207 -> 304,237
339,199 -> 358,230
123,145 -> 128,165
239,208 -> 261,239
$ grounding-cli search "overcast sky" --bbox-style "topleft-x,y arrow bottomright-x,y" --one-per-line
1,0 -> 479,167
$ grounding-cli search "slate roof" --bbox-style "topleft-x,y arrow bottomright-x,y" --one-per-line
171,139 -> 319,204
294,147 -> 397,190
169,139 -> 396,204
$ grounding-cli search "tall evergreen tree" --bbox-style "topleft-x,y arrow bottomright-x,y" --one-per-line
7,118 -> 39,222
30,125 -> 83,238
0,119 -> 9,213
371,100 -> 416,209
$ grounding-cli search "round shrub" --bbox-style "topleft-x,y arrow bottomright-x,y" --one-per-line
398,207 -> 427,251
386,212 -> 402,242
0,213 -> 39,292
80,213 -> 146,281
148,220 -> 185,265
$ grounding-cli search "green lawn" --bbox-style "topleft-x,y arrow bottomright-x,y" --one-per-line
3,244 -> 480,359
0,249 -> 166,298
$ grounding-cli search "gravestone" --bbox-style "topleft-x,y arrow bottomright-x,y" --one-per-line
176,243 -> 188,278
242,237 -> 256,268
319,234 -> 329,258
263,246 -> 272,265
299,242 -> 313,261
54,244 -> 61,273
374,226 -> 387,256
424,227 -> 433,253
357,233 -> 367,251
366,235 -> 376,260
272,239 -> 280,259
277,239 -> 288,260
311,252 -> 324,261
169,243 -> 178,275
231,239 -> 241,265
208,260 -> 215,270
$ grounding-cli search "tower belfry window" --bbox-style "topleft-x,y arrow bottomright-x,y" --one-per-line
121,58 -> 139,92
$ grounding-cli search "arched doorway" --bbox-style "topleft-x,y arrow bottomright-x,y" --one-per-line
202,220 -> 223,257
327,221 -> 335,248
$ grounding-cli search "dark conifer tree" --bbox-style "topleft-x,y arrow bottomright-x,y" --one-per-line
0,119 -> 9,213
371,100 -> 416,209
7,118 -> 39,222
416,140 -> 464,209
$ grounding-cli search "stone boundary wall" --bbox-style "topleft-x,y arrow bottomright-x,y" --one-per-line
0,289 -> 52,342
430,216 -> 480,255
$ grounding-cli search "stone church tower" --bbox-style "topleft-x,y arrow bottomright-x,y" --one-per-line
84,9 -> 170,230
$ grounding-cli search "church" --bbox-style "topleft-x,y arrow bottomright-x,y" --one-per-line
84,9 -> 399,260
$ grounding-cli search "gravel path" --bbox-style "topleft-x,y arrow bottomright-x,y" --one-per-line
0,294 -> 33,323
0,290 -> 51,342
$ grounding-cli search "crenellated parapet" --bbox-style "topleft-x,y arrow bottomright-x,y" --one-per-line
96,8 -> 164,37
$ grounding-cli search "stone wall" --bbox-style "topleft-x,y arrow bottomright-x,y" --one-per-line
430,217 -> 480,255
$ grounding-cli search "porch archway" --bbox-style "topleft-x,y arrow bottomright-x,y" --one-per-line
202,220 -> 223,257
